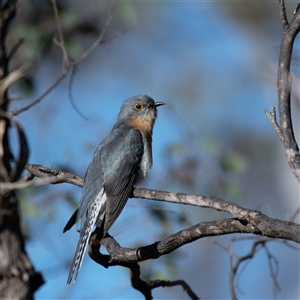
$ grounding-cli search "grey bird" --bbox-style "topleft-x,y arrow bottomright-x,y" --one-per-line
63,95 -> 165,284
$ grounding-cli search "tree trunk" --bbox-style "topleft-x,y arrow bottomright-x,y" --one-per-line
0,1 -> 44,298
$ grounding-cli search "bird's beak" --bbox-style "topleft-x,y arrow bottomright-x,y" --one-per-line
155,102 -> 166,107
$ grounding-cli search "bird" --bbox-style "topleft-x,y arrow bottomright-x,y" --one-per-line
63,95 -> 165,284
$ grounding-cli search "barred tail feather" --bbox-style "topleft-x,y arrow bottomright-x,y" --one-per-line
66,190 -> 106,284
66,226 -> 90,284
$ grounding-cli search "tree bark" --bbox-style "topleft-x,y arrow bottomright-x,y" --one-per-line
0,1 -> 44,299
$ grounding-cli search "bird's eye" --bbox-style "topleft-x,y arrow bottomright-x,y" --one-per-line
134,103 -> 144,110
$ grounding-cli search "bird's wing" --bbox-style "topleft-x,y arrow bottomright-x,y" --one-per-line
65,124 -> 143,284
75,146 -> 104,231
101,125 -> 144,236
62,145 -> 104,233
63,206 -> 78,233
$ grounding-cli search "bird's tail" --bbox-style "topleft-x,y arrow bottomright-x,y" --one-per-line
67,191 -> 105,284
66,225 -> 91,284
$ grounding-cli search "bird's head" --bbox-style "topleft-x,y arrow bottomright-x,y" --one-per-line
118,95 -> 165,121
117,95 -> 165,136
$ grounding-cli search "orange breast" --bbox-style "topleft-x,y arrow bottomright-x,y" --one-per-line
128,117 -> 153,136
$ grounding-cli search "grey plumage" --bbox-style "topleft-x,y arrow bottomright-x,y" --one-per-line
63,95 -> 165,284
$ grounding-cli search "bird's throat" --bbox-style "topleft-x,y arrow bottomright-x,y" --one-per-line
127,117 -> 154,137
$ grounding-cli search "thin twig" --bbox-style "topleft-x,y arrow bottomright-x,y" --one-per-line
24,163 -> 83,186
0,64 -> 30,99
290,207 -> 300,221
264,107 -> 283,143
72,2 -> 114,65
264,244 -> 281,297
51,0 -> 69,67
68,66 -> 89,120
148,279 -> 199,300
0,176 -> 71,191
102,26 -> 132,44
12,68 -> 68,115
12,3 -> 115,116
229,238 -> 267,300
278,0 -> 289,29
8,38 -> 25,63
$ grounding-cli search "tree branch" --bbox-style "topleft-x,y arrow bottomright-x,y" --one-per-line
24,163 -> 83,186
94,217 -> 298,267
264,107 -> 283,143
72,2 -> 114,66
0,63 -> 30,100
11,67 -> 69,115
3,163 -> 299,243
0,163 -> 83,191
88,231 -> 200,300
266,1 -> 300,182
0,111 -> 29,183
132,189 -> 300,244
51,0 -> 69,68
8,169 -> 294,295
148,279 -> 199,300
216,236 -> 284,300
12,2 -> 115,116
278,0 -> 289,29
4,162 -> 298,298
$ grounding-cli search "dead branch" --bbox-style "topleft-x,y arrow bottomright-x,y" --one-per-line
3,163 -> 299,244
147,279 -> 199,300
51,0 -> 69,67
88,231 -> 200,300
215,236 -> 285,300
265,0 -> 300,182
3,161 -> 298,298
11,1 -> 115,116
0,111 -> 29,183
0,64 -> 30,99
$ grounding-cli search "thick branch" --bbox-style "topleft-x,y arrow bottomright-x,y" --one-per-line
93,217 -> 298,267
4,164 -> 299,244
133,189 -> 299,243
6,163 -> 299,297
88,231 -> 199,300
275,1 -> 300,182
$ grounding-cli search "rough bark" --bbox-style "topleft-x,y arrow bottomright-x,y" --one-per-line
0,1 -> 44,299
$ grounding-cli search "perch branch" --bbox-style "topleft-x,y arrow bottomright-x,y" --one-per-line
2,164 -> 299,245
1,164 -> 297,298
88,231 -> 199,300
93,217 -> 298,267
